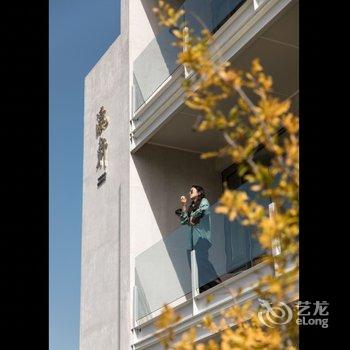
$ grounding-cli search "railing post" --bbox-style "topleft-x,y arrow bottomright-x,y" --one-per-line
269,202 -> 282,276
190,249 -> 199,315
133,285 -> 139,329
183,26 -> 190,78
131,83 -> 134,115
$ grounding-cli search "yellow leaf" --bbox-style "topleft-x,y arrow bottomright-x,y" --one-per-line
252,58 -> 263,74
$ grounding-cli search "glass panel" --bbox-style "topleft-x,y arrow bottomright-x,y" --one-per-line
133,0 -> 247,112
195,182 -> 270,293
135,224 -> 192,320
184,0 -> 245,36
133,25 -> 182,112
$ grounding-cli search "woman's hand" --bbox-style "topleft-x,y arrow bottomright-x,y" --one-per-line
180,195 -> 187,205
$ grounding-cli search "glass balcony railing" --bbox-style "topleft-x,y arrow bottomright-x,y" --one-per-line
134,181 -> 271,322
134,222 -> 193,322
133,0 -> 247,113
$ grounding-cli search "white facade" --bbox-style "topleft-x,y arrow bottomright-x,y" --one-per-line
80,1 -> 299,349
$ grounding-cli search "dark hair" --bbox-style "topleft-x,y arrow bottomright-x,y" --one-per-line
174,185 -> 206,220
187,185 -> 206,223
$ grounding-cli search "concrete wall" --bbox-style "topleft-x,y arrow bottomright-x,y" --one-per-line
80,1 -> 130,349
130,0 -> 159,63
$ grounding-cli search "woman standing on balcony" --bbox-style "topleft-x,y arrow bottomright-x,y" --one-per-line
177,185 -> 221,293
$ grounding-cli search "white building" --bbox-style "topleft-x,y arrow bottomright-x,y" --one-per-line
80,0 -> 299,349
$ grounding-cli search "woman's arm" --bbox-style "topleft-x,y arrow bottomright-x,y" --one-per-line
191,198 -> 209,219
180,204 -> 190,225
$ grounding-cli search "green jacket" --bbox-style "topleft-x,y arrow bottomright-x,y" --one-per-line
180,198 -> 211,248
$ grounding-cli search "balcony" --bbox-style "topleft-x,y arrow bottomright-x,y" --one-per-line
130,0 -> 298,152
133,0 -> 247,114
134,180 -> 272,325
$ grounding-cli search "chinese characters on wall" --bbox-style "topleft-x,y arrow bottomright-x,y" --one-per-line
96,106 -> 109,174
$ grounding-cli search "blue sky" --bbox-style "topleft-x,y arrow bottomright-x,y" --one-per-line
49,1 -> 120,349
